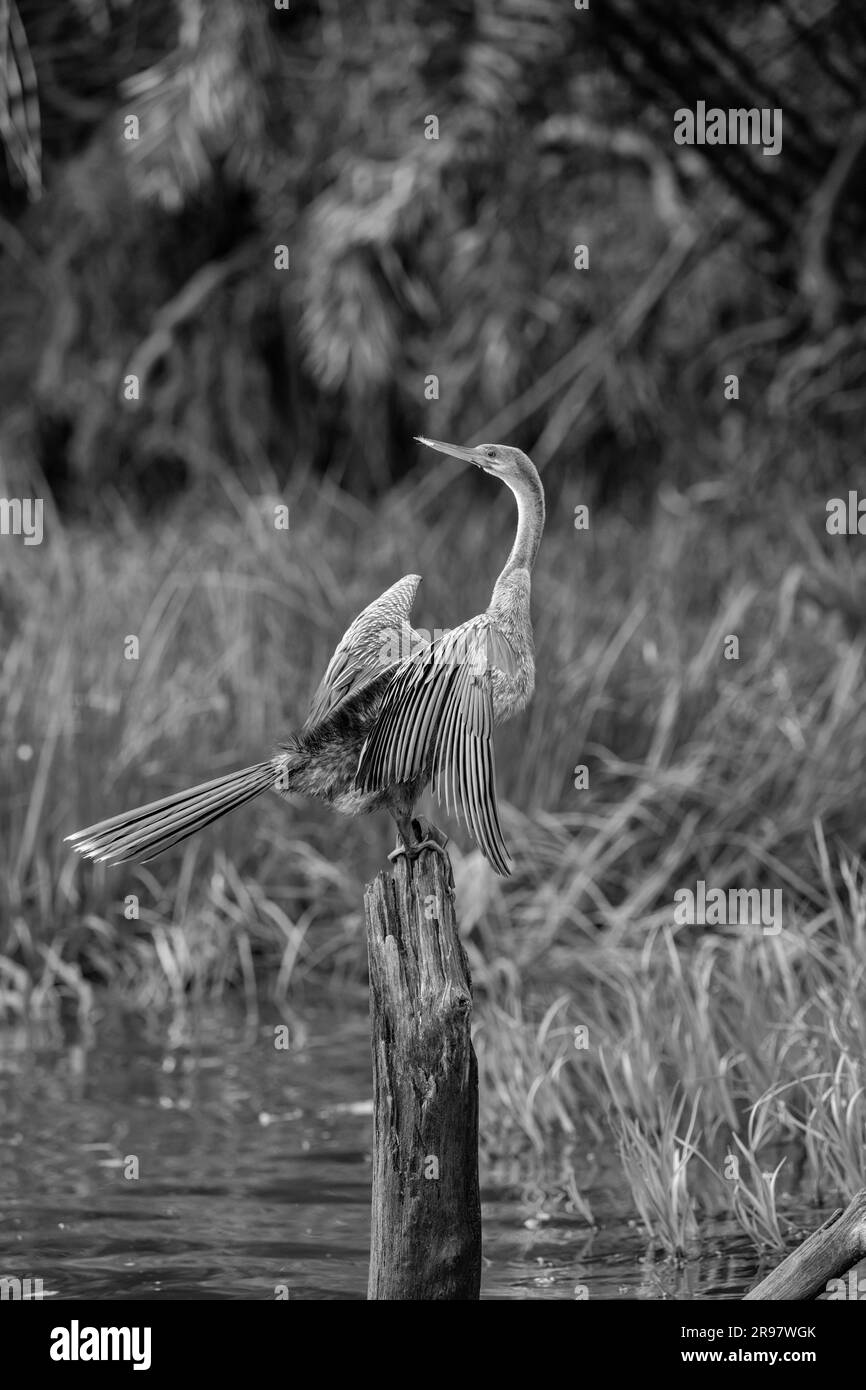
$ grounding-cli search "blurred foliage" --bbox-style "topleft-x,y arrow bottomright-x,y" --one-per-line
0,0 -> 865,507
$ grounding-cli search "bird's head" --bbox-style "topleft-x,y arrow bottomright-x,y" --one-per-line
415,437 -> 538,489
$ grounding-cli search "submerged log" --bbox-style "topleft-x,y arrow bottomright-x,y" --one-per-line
745,1189 -> 866,1299
364,825 -> 482,1300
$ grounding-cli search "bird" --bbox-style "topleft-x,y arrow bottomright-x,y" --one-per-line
65,438 -> 545,877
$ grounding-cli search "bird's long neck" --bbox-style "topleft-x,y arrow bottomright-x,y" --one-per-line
488,468 -> 545,622
501,472 -> 545,578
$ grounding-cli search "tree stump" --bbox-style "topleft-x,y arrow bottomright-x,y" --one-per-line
364,826 -> 482,1300
745,1188 -> 866,1299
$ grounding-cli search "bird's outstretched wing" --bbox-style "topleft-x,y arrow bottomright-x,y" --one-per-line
355,616 -> 517,875
304,574 -> 423,731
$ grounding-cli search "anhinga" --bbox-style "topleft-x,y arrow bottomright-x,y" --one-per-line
66,438 -> 545,876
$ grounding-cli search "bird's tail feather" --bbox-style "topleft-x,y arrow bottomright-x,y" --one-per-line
65,760 -> 279,865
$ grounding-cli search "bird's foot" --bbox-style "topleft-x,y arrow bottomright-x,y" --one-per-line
389,818 -> 455,897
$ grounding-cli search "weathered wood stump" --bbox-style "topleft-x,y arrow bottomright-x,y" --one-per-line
364,825 -> 482,1300
745,1188 -> 866,1299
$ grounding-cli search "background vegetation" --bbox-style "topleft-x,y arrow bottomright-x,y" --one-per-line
2,0 -> 866,1259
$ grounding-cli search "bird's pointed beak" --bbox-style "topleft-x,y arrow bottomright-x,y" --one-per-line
415,436 -> 484,467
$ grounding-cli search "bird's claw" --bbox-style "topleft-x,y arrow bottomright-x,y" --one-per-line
388,837 -> 447,863
389,821 -> 456,898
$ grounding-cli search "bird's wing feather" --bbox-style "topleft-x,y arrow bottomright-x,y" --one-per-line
304,574 -> 422,731
356,616 -> 514,875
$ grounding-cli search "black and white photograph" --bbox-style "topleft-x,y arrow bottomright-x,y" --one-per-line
1,0 -> 865,1347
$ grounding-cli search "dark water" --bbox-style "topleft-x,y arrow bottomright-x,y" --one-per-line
0,1003 -> 764,1300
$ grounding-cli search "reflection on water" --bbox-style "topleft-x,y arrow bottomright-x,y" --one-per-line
0,1002 -> 765,1300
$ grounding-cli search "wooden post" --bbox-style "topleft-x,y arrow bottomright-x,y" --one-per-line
364,827 -> 482,1300
745,1189 -> 866,1299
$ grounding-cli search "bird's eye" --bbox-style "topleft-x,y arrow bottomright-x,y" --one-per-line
486,448 -> 496,460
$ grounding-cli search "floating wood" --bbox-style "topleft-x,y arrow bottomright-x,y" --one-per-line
745,1188 -> 866,1299
364,826 -> 482,1300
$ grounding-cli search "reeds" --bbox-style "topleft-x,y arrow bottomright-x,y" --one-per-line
2,462 -> 865,1253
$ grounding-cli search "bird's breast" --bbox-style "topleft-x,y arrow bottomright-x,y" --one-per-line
491,656 -> 534,722
486,570 -> 535,723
